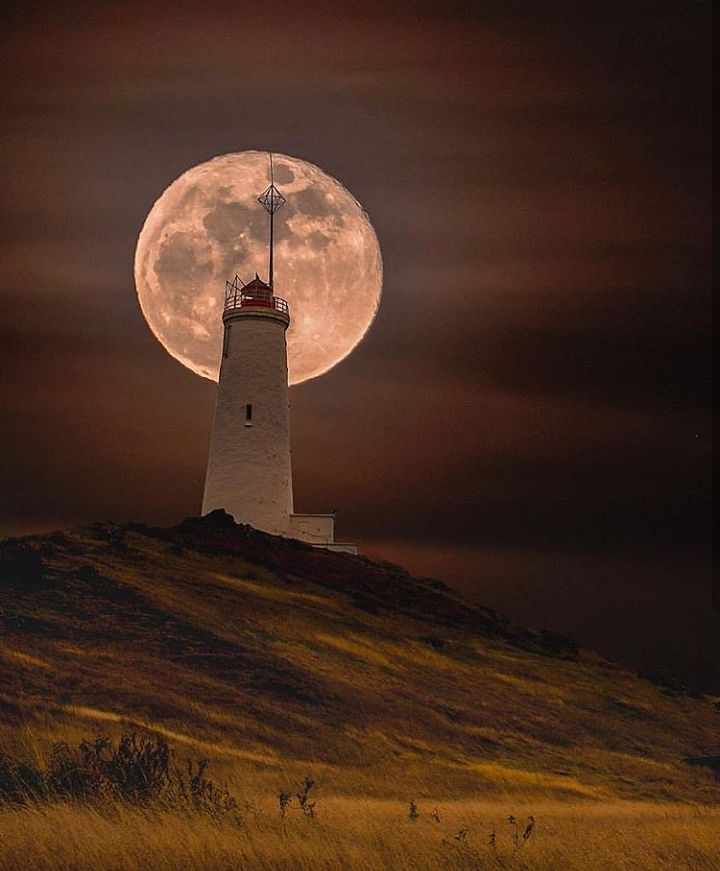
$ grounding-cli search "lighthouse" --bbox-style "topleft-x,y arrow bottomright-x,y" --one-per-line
201,269 -> 293,535
202,156 -> 356,553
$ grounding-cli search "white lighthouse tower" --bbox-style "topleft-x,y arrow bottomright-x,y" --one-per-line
201,269 -> 293,535
202,156 -> 356,552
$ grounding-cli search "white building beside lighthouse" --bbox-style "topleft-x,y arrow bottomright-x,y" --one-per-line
201,160 -> 356,553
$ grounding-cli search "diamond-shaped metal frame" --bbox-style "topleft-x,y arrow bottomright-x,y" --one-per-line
258,184 -> 286,215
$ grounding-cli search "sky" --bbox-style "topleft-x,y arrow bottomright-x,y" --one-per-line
0,1 -> 714,690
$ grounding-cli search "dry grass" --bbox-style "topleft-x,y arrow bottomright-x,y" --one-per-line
0,795 -> 718,870
1,521 -> 717,802
1,519 -> 718,868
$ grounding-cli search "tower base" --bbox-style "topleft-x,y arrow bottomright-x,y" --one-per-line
312,542 -> 359,555
289,513 -> 358,555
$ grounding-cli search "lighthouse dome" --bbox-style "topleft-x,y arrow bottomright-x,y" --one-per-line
243,275 -> 271,293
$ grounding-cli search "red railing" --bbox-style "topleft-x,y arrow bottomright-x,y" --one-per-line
224,291 -> 289,316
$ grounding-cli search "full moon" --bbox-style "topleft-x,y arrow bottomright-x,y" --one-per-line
134,151 -> 383,384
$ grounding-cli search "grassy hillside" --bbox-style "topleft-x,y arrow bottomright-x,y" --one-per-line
1,512 -> 718,869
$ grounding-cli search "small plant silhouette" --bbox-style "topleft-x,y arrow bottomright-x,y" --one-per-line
296,777 -> 316,819
431,807 -> 441,823
278,778 -> 316,821
445,825 -> 482,863
507,814 -> 520,849
408,799 -> 419,821
520,815 -> 535,848
176,757 -> 238,819
506,813 -> 536,851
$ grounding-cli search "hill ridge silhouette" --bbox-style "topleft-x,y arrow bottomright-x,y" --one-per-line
1,511 -> 717,803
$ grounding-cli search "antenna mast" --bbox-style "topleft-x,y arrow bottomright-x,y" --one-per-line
257,153 -> 286,289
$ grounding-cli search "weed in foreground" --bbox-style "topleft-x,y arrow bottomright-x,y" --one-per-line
278,778 -> 317,821
278,791 -> 291,819
440,812 -> 536,860
454,826 -> 468,844
176,757 -> 238,819
507,813 -> 520,849
443,824 -> 482,864
507,813 -> 536,851
521,814 -> 536,848
296,778 -> 316,819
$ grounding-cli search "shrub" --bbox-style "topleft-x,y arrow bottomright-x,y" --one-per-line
176,758 -> 238,818
0,732 -> 238,819
47,734 -> 172,804
0,752 -> 46,803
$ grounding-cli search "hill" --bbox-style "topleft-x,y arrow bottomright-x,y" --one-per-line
1,512 -> 718,869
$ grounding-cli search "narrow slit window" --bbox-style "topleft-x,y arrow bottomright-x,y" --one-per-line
245,403 -> 253,425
